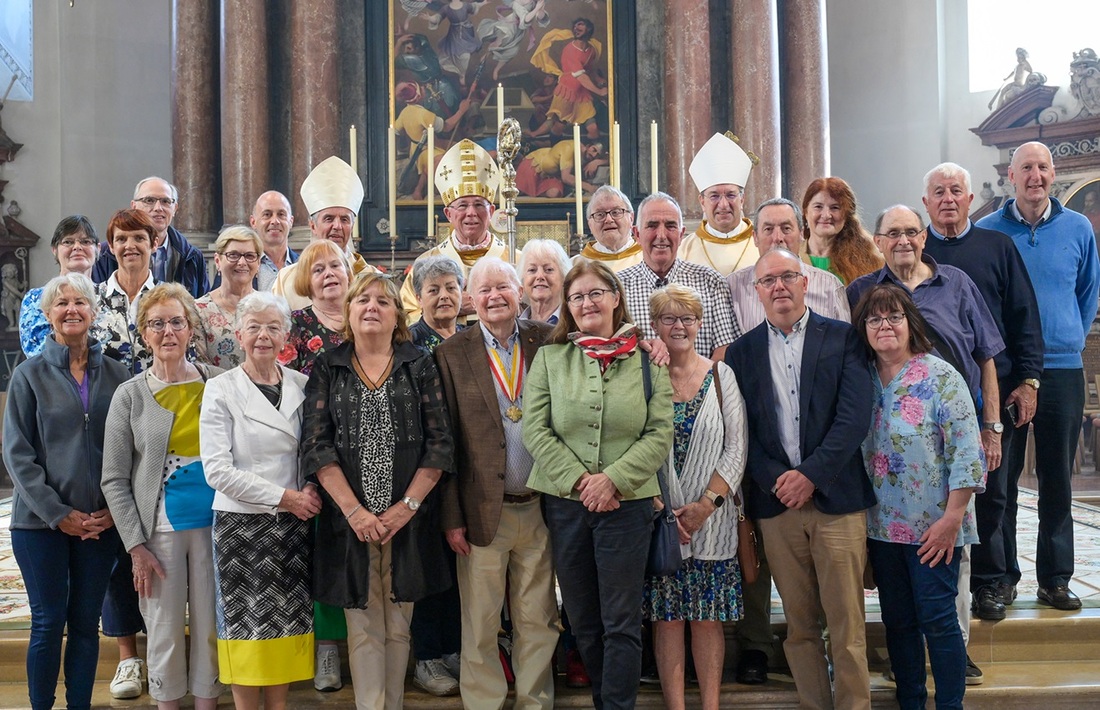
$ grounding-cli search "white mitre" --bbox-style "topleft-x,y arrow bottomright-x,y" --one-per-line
688,132 -> 754,192
300,156 -> 365,215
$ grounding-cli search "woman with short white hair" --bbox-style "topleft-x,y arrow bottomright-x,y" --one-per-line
201,291 -> 320,710
518,239 -> 571,324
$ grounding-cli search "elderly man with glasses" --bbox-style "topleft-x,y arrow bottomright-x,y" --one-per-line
92,176 -> 210,298
575,185 -> 644,272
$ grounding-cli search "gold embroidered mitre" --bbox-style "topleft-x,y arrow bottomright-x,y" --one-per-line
435,139 -> 501,206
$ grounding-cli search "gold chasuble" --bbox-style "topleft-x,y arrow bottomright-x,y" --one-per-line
679,218 -> 758,276
576,241 -> 644,273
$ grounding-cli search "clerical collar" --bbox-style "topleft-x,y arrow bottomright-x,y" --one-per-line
591,239 -> 637,255
928,220 -> 973,241
1010,199 -> 1052,227
452,231 -> 492,252
704,218 -> 750,240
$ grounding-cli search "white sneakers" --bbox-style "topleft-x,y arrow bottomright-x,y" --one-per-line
314,644 -> 343,692
442,651 -> 460,680
413,658 -> 459,696
109,657 -> 145,699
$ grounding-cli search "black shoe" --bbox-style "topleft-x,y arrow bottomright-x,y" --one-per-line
1037,585 -> 1082,610
995,582 -> 1018,606
965,655 -> 984,686
972,586 -> 1007,621
735,649 -> 768,685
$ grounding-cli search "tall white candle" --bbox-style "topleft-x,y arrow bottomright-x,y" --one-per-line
427,125 -> 435,238
497,83 -> 505,130
650,120 -> 658,193
574,123 -> 584,235
350,125 -> 359,242
612,121 -> 621,189
389,125 -> 397,240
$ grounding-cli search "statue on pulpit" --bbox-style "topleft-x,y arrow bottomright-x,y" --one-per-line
1,261 -> 25,332
989,47 -> 1034,111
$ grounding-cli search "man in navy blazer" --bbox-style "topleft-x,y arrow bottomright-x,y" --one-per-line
725,248 -> 876,710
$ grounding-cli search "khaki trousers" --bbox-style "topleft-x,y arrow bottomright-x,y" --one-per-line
457,498 -> 559,710
759,507 -> 870,710
344,542 -> 413,710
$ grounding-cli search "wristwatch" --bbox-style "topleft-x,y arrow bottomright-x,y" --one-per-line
982,422 -> 1005,433
1022,378 -> 1040,391
401,496 -> 421,511
702,489 -> 725,508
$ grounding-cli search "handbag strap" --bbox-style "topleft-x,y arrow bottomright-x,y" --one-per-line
712,362 -> 748,519
640,351 -> 676,521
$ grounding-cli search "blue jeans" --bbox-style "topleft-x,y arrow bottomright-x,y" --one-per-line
544,496 -> 651,710
1001,368 -> 1081,588
869,539 -> 965,710
12,527 -> 120,710
100,540 -> 145,637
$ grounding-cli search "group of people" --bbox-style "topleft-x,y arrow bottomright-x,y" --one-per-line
3,131 -> 1094,710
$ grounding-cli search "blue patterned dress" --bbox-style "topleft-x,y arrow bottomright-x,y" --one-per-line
643,373 -> 742,622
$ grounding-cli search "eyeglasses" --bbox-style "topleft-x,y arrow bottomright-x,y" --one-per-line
242,323 -> 285,337
59,238 -> 97,249
589,208 -> 628,221
865,313 -> 906,329
221,251 -> 259,263
146,317 -> 189,332
657,314 -> 699,327
566,288 -> 614,306
135,196 -> 177,207
703,191 -> 742,204
754,271 -> 802,288
875,228 -> 924,240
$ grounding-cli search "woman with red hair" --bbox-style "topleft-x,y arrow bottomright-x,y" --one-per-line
800,177 -> 883,284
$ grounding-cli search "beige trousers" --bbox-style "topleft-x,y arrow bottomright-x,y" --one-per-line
759,507 -> 871,710
343,542 -> 413,710
457,498 -> 559,710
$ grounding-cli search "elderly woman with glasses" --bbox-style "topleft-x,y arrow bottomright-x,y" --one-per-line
523,260 -> 673,710
854,283 -> 985,710
200,291 -> 320,710
193,225 -> 263,368
644,284 -> 747,710
101,283 -> 224,710
19,216 -> 100,358
3,273 -> 131,710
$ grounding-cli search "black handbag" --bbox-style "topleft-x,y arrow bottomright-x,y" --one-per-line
640,351 -> 683,578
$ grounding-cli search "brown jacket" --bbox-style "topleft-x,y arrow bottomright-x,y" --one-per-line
435,319 -> 552,546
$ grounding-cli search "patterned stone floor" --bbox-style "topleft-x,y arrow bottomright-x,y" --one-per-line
1,483 -> 1099,629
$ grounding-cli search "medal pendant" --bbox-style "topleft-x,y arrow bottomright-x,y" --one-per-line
505,405 -> 523,422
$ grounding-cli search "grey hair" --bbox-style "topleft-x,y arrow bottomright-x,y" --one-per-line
586,185 -> 635,220
873,205 -> 925,235
235,291 -> 292,332
517,239 -> 571,280
636,191 -> 683,226
412,255 -> 465,296
755,197 -> 804,230
213,224 -> 263,254
133,176 -> 179,202
40,273 -> 99,320
923,162 -> 972,195
466,256 -> 520,294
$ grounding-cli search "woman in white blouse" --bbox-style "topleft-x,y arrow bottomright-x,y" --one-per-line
642,284 -> 747,710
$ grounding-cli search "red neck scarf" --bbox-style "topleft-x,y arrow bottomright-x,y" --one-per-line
568,324 -> 639,373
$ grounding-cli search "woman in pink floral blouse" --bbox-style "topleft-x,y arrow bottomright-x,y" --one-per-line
194,225 -> 262,368
278,240 -> 351,376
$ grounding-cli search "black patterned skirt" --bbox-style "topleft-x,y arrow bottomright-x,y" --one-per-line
212,510 -> 314,685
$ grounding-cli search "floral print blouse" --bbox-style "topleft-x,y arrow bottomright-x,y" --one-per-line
278,307 -> 345,376
193,294 -> 244,368
862,353 -> 986,548
18,287 -> 49,357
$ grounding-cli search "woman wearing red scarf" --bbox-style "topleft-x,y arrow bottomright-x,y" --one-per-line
523,260 -> 673,710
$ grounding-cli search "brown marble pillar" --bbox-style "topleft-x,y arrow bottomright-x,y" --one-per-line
221,0 -> 270,225
731,0 -> 782,212
662,0 -> 711,218
781,0 -> 829,202
289,0 -> 341,223
171,0 -> 219,232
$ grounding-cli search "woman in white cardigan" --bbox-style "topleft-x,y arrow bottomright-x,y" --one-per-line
642,285 -> 747,710
199,291 -> 320,710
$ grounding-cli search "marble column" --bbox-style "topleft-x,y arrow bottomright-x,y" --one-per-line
731,0 -> 782,212
171,0 -> 219,232
781,0 -> 829,203
220,0 -> 270,225
289,0 -> 341,224
662,0 -> 711,217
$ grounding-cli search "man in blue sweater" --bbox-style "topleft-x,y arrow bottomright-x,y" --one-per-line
976,142 -> 1100,611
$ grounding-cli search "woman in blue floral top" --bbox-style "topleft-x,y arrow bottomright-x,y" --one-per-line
855,283 -> 985,710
